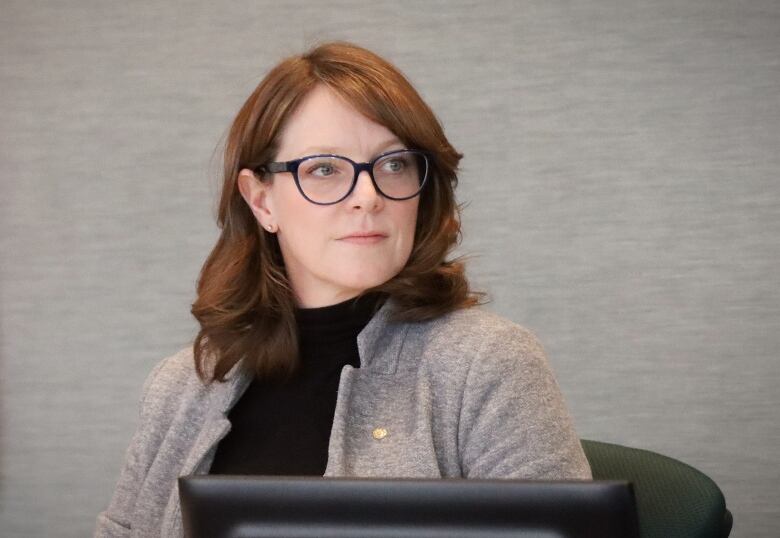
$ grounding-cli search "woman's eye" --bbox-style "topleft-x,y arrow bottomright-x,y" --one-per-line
307,163 -> 336,177
382,159 -> 405,173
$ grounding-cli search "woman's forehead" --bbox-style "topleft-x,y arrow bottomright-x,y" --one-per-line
276,85 -> 402,159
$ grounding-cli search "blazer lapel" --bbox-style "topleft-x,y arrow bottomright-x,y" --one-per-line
356,296 -> 409,375
180,362 -> 252,476
325,297 -> 410,476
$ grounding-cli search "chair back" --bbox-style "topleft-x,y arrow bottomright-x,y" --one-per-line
581,440 -> 732,538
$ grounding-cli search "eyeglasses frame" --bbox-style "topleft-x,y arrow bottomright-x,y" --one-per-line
251,148 -> 431,206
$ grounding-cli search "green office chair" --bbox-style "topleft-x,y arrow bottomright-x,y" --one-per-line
581,440 -> 733,538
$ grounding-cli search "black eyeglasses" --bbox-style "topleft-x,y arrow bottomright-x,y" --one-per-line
251,149 -> 430,205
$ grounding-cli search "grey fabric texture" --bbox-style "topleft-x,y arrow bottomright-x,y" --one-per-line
94,298 -> 591,537
3,1 -> 780,537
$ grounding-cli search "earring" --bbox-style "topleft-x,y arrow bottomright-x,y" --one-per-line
266,224 -> 275,232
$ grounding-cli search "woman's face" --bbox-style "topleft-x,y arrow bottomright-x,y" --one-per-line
237,85 -> 419,308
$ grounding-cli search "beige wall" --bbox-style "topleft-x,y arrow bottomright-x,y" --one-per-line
1,1 -> 778,536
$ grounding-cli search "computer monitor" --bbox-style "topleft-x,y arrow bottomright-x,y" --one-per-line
179,476 -> 639,538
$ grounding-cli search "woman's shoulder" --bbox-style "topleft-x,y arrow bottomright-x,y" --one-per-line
421,305 -> 546,356
137,346 -> 210,416
405,305 -> 551,379
142,346 -> 199,389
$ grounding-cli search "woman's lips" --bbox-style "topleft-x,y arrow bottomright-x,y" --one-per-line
339,233 -> 387,244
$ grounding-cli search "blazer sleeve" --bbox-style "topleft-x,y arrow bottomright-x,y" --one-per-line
457,324 -> 592,480
94,358 -> 169,537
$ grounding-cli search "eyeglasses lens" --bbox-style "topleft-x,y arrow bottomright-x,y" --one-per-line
297,151 -> 427,204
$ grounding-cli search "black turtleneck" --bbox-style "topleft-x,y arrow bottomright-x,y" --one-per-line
209,292 -> 385,476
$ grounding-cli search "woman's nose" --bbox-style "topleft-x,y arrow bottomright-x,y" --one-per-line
349,170 -> 383,210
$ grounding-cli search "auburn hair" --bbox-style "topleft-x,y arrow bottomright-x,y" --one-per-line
191,41 -> 483,383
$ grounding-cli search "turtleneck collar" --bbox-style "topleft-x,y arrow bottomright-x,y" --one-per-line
294,292 -> 387,347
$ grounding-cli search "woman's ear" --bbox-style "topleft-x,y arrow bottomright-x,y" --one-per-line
237,169 -> 275,228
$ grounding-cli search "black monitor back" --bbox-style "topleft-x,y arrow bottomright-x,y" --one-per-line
179,476 -> 639,538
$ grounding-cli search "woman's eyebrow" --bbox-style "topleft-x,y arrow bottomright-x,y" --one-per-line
296,139 -> 404,157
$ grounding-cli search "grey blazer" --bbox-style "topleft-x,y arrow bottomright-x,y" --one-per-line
95,298 -> 591,537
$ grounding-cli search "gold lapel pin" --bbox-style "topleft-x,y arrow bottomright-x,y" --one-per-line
372,427 -> 388,440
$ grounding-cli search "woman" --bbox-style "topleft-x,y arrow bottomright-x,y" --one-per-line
95,41 -> 591,537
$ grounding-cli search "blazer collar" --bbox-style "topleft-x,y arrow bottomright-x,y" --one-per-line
356,295 -> 409,375
180,359 -> 253,476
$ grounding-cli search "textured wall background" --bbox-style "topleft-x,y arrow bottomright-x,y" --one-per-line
1,1 -> 778,536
